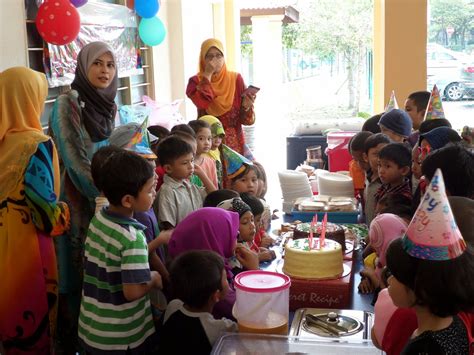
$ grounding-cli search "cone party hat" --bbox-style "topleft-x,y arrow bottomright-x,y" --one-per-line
384,90 -> 399,111
125,118 -> 157,159
402,169 -> 466,260
424,85 -> 446,120
221,144 -> 253,179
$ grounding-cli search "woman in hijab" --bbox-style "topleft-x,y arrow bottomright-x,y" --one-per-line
186,38 -> 256,157
168,208 -> 259,320
0,67 -> 69,354
48,41 -> 118,351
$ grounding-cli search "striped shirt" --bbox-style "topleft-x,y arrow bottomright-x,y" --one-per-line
78,209 -> 155,353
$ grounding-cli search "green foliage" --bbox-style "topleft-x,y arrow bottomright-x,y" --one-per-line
429,0 -> 474,49
294,0 -> 373,61
241,25 -> 252,56
357,112 -> 371,119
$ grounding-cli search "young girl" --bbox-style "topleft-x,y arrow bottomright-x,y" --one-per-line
188,119 -> 218,189
199,114 -> 226,188
358,213 -> 407,295
384,170 -> 474,353
168,208 -> 259,320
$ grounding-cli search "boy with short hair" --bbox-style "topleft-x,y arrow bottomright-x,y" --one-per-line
157,251 -> 238,354
79,150 -> 162,354
156,136 -> 214,230
374,143 -> 412,204
348,131 -> 373,200
378,109 -> 413,143
405,90 -> 430,147
363,133 -> 391,225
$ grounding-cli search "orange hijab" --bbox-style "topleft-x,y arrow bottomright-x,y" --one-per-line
198,38 -> 237,117
0,67 -> 50,202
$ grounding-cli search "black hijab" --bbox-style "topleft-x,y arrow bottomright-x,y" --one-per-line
71,41 -> 118,142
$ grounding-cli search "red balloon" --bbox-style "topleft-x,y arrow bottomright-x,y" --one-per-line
36,0 -> 81,45
126,0 -> 135,10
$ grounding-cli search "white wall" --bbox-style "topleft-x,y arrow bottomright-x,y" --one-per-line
0,0 -> 28,71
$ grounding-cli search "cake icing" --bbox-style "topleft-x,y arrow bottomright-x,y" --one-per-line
283,238 -> 343,279
293,222 -> 346,251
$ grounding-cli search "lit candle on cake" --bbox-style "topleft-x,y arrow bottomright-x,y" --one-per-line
320,213 -> 328,247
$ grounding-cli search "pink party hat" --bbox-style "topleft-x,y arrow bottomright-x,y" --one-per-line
384,90 -> 399,111
402,169 -> 466,260
424,85 -> 446,120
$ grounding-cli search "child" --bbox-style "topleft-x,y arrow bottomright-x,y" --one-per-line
157,250 -> 238,354
188,119 -> 218,189
362,113 -> 383,133
250,161 -> 273,234
374,193 -> 413,224
91,145 -> 122,213
155,136 -> 215,230
384,169 -> 474,353
363,133 -> 391,225
216,197 -> 259,273
168,208 -> 259,320
239,192 -> 276,261
359,213 -> 407,296
404,90 -> 431,147
203,189 -> 240,207
374,143 -> 412,204
418,126 -> 462,163
421,143 -> 474,198
378,109 -> 413,143
349,131 -> 373,196
78,150 -> 162,353
230,164 -> 259,197
199,115 -> 226,188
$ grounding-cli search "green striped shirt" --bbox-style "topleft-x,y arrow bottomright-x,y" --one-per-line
78,209 -> 155,352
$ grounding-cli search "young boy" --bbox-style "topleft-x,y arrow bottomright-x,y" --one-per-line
156,136 -> 215,230
157,250 -> 238,354
404,90 -> 430,146
378,109 -> 413,143
374,143 -> 412,204
78,150 -> 162,354
363,133 -> 391,225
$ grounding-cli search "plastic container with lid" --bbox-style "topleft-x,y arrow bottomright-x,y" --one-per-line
326,131 -> 357,172
233,271 -> 291,335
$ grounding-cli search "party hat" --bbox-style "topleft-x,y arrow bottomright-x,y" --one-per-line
125,118 -> 157,159
221,144 -> 253,179
424,85 -> 446,120
199,115 -> 225,137
384,90 -> 399,111
402,169 -> 466,260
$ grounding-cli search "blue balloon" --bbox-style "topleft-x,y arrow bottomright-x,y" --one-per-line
135,0 -> 159,19
139,17 -> 166,46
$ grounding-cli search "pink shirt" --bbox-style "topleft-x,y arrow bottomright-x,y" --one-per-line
198,155 -> 218,190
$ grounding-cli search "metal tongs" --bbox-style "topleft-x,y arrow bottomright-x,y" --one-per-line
305,314 -> 349,336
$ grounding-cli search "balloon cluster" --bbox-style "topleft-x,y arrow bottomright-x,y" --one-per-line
35,0 -> 166,47
135,0 -> 166,46
36,0 -> 83,46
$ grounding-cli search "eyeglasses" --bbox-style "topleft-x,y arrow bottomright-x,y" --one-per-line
205,53 -> 223,60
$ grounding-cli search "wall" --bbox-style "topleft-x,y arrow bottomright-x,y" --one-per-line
0,0 -> 27,70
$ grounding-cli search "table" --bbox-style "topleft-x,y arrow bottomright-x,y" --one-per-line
261,216 -> 373,314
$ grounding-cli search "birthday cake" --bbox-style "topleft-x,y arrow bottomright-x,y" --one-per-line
293,222 -> 346,251
283,238 -> 343,279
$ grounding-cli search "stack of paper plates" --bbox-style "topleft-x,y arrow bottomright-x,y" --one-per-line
317,172 -> 354,197
278,170 -> 313,211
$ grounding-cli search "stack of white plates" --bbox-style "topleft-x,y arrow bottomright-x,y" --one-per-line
317,171 -> 354,197
278,170 -> 313,212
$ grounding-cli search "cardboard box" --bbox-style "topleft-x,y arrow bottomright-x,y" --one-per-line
288,261 -> 354,311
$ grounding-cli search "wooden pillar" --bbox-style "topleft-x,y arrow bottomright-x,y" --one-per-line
373,0 -> 427,112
